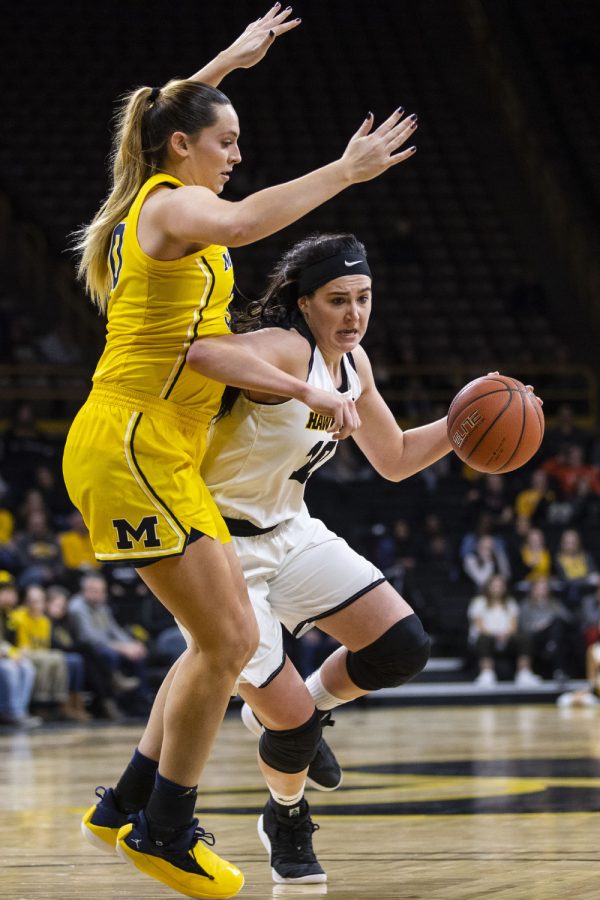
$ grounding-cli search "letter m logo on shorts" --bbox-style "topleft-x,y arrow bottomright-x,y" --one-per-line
112,515 -> 162,550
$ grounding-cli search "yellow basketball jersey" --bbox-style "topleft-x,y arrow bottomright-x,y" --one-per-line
93,172 -> 234,416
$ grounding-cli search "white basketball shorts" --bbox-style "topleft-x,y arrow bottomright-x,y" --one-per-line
235,504 -> 385,688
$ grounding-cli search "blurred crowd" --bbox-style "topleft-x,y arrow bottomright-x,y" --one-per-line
307,401 -> 600,700
3,398 -> 600,728
0,403 -> 186,728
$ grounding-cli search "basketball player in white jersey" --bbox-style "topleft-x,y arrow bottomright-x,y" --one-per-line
197,232 -> 453,884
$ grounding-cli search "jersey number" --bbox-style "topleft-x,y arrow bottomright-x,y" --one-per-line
289,440 -> 337,485
109,222 -> 126,289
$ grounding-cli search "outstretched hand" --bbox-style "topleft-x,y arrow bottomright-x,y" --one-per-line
340,108 -> 418,184
223,3 -> 301,71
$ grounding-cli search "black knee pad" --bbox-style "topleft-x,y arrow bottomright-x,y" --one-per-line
346,613 -> 431,691
258,708 -> 322,774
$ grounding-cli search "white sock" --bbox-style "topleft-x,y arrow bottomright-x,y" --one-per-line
305,668 -> 346,711
267,783 -> 305,808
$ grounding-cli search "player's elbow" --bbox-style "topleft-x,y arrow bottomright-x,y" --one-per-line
223,215 -> 260,247
372,461 -> 406,483
186,338 -> 217,374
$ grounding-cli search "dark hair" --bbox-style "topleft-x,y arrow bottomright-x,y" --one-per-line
231,232 -> 368,333
217,233 -> 368,418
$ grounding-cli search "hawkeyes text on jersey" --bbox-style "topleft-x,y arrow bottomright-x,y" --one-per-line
203,345 -> 362,529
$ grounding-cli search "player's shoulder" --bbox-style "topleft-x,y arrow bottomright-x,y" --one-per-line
347,344 -> 373,382
244,326 -> 312,377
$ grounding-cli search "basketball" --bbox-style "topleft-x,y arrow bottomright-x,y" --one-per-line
447,374 -> 545,474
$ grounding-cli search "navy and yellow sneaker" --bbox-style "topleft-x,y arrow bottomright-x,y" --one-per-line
258,799 -> 326,884
116,810 -> 244,899
241,703 -> 343,792
81,786 -> 130,853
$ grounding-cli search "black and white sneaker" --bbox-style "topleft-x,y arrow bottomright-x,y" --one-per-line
241,704 -> 343,792
306,712 -> 343,792
257,800 -> 326,884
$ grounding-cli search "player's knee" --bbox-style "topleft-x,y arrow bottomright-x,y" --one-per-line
346,613 -> 431,691
191,605 -> 258,672
259,708 -> 322,773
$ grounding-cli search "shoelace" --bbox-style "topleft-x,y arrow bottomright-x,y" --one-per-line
320,712 -> 335,728
94,786 -> 107,800
190,819 -> 216,848
276,818 -> 320,859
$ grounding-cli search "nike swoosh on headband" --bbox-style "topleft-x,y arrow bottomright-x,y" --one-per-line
344,260 -> 362,267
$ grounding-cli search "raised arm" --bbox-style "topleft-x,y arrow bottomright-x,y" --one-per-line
351,346 -> 451,481
189,3 -> 301,87
152,109 -> 417,248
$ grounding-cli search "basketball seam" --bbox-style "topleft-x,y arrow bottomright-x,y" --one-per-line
448,388 -> 511,425
528,392 -> 545,449
465,391 -> 513,464
493,386 -> 526,473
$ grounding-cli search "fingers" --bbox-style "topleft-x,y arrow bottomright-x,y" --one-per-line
525,384 -> 544,406
384,114 -> 418,153
259,3 -> 299,33
386,145 -> 418,167
374,106 -> 407,136
351,112 -> 375,141
330,400 -> 362,440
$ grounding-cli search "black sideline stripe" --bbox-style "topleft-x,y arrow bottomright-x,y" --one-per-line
129,412 -> 187,538
292,577 -> 387,636
164,255 -> 216,400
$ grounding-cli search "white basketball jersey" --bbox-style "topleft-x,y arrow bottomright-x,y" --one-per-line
203,341 -> 362,530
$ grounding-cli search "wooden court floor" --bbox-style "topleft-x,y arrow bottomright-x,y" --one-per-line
2,704 -> 600,900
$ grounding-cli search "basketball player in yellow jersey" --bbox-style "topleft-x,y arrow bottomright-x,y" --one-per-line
65,5 -> 419,897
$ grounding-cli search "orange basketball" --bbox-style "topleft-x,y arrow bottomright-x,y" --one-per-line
447,374 -> 544,474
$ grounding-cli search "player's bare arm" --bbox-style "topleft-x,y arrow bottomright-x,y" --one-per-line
189,3 -> 301,86
147,110 -> 417,251
352,345 -> 451,481
187,332 -> 360,438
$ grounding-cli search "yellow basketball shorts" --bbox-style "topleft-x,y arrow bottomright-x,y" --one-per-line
63,384 -> 230,565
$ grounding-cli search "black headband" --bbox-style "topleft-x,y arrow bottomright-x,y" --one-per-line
296,251 -> 372,297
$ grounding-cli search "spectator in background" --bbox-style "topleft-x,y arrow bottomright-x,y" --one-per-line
514,527 -> 552,588
514,469 -> 555,525
554,528 -> 599,606
46,584 -> 90,722
543,443 -> 600,499
32,464 -> 73,523
58,509 -> 100,589
563,475 -> 600,528
69,572 -> 149,717
465,474 -> 514,532
459,512 -> 508,559
0,476 -> 15,546
10,584 -> 72,719
14,509 -> 64,587
518,577 -> 572,682
0,403 -> 55,492
543,404 -> 589,462
0,577 -> 40,728
0,479 -> 19,576
468,574 -> 540,687
15,488 -> 48,529
463,534 -> 511,592
557,593 -> 600,707
37,315 -> 83,365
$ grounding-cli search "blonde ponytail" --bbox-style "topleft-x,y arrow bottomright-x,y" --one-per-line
74,87 -> 156,312
73,79 -> 230,313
